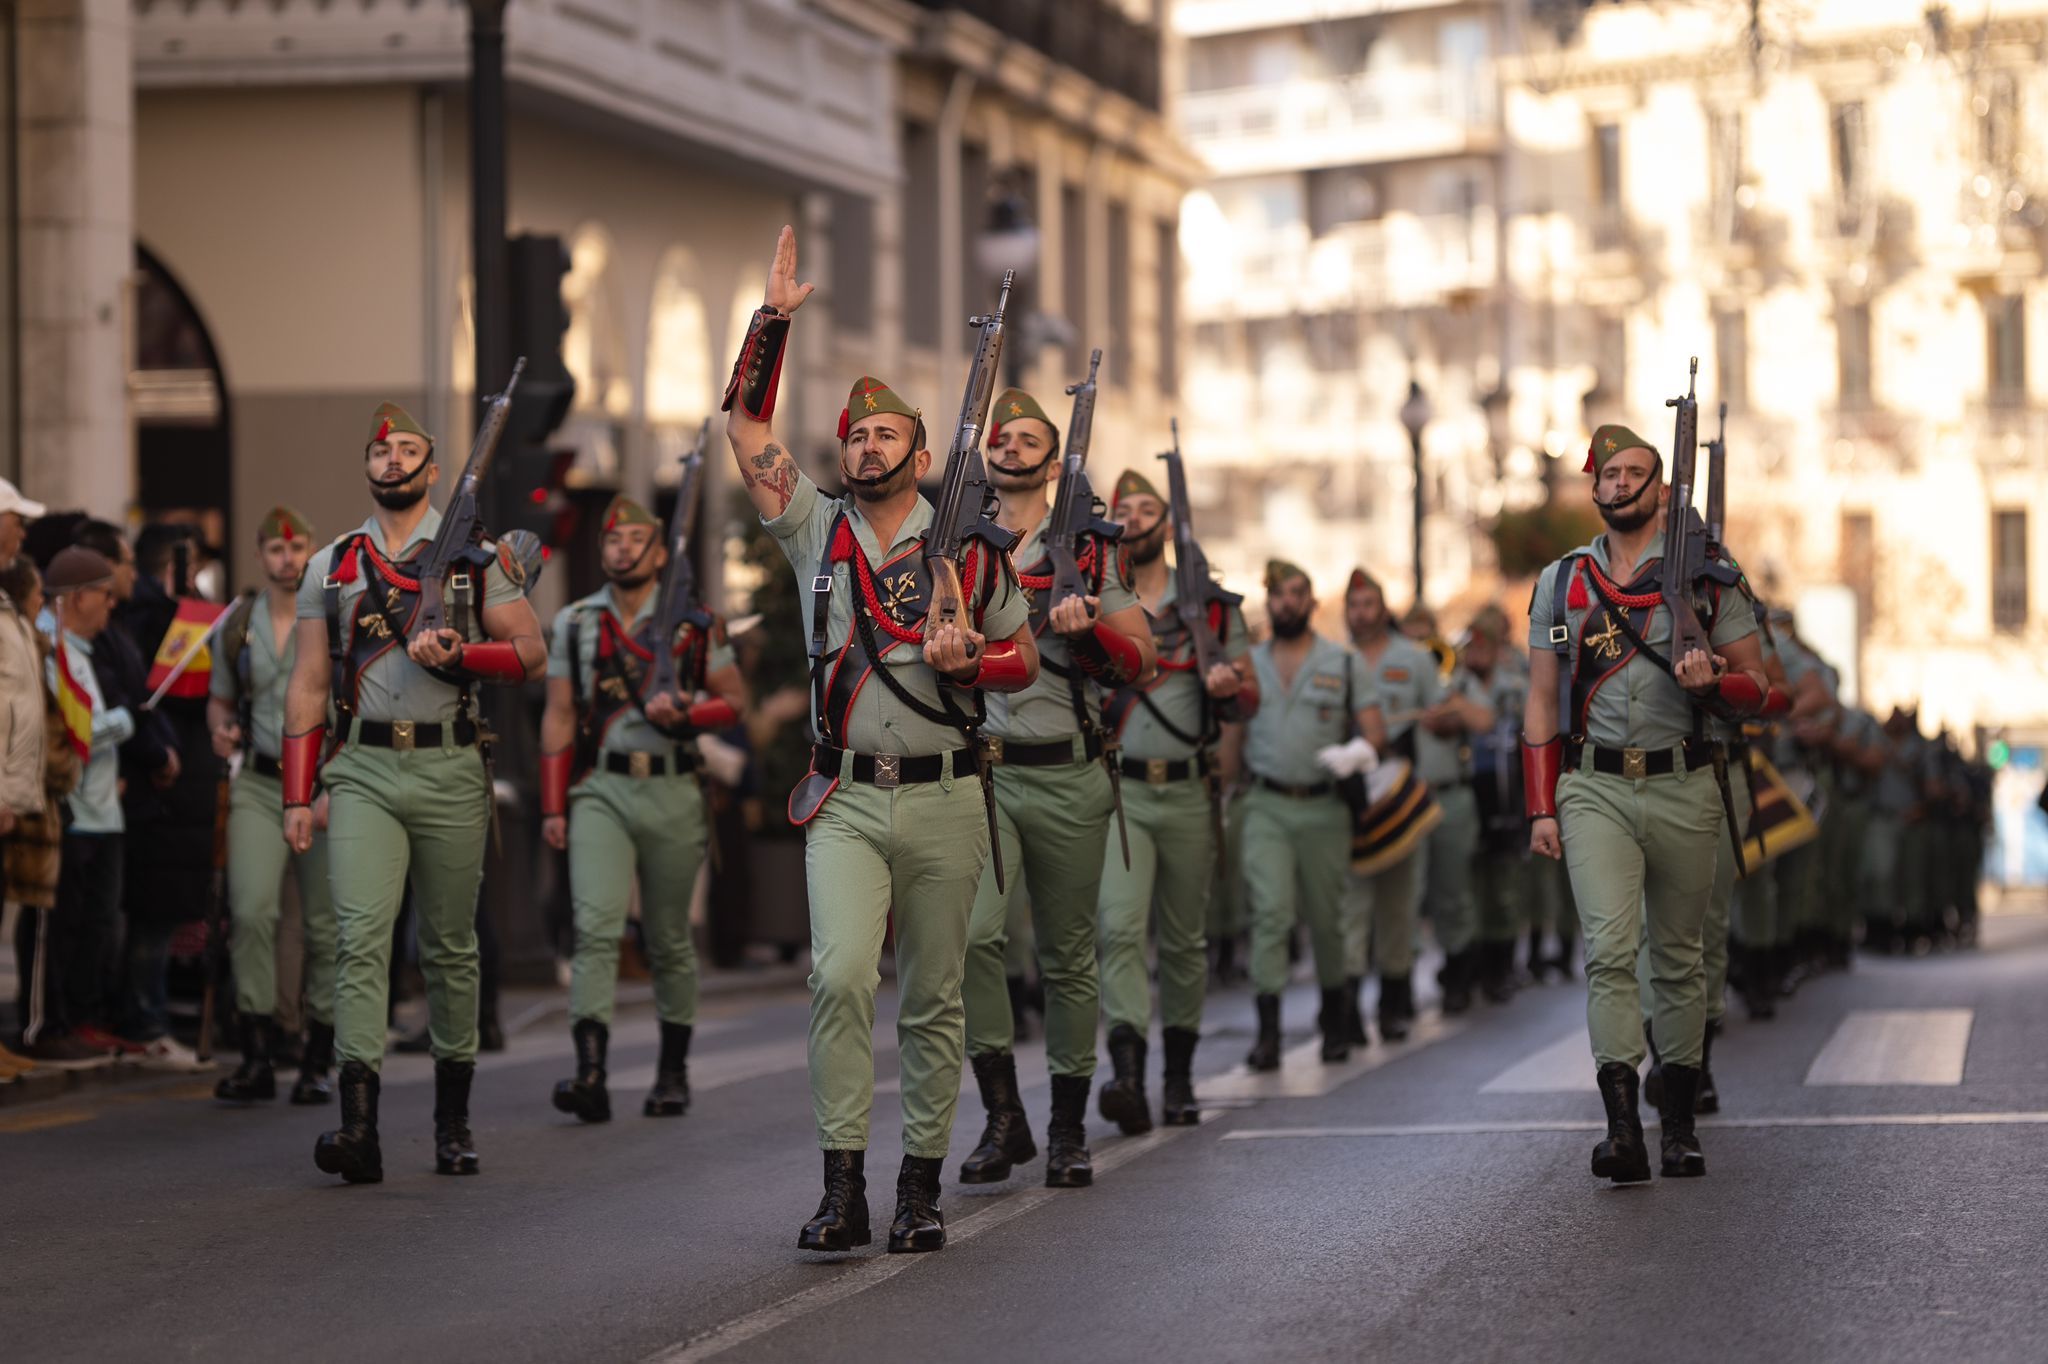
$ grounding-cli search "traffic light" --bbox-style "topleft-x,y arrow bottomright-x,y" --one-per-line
493,233 -> 576,542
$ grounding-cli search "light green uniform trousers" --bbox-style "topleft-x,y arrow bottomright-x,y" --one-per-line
1641,760 -> 1747,1026
1421,786 -> 1480,956
1825,788 -> 1872,942
964,757 -> 1112,1078
1343,848 -> 1422,978
228,768 -> 336,1022
1559,763 -> 1719,1069
1242,786 -> 1350,995
324,740 -> 489,1070
1207,793 -> 1250,942
1097,777 -> 1211,1034
1472,848 -> 1523,947
568,771 -> 708,1027
805,759 -> 986,1158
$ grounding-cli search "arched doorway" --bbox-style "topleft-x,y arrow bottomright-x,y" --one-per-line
132,244 -> 232,557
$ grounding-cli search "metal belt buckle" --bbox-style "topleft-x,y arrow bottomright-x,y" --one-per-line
1622,747 -> 1648,780
629,750 -> 653,778
391,721 -> 416,753
1146,758 -> 1169,785
875,753 -> 901,789
983,736 -> 1004,766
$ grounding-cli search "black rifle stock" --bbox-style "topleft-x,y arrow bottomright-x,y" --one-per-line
925,273 -> 1021,655
413,356 -> 525,642
649,418 -> 710,703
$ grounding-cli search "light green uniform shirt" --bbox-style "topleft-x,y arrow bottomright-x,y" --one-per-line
1356,633 -> 1442,761
1111,575 -> 1251,763
986,514 -> 1140,741
208,596 -> 297,761
546,586 -> 737,757
764,470 -> 1028,756
1245,634 -> 1378,787
295,507 -> 524,725
1414,666 -> 1494,786
1526,535 -> 1759,750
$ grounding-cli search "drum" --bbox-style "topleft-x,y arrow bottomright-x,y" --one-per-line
1349,758 -> 1444,876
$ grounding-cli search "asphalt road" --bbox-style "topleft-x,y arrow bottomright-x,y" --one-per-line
8,913 -> 2047,1364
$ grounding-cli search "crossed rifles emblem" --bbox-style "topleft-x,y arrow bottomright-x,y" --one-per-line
1585,610 -> 1626,662
879,570 -> 920,625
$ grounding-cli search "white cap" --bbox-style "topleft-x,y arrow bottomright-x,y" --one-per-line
0,478 -> 45,521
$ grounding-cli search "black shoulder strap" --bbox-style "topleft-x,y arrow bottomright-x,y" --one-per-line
1549,555 -> 1578,738
323,534 -> 366,723
566,609 -> 584,706
1343,648 -> 1357,740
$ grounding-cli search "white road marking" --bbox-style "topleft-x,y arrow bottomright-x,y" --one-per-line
642,1111 -> 1223,1364
1222,1111 -> 2048,1140
1804,1009 -> 1974,1086
1479,1027 -> 1598,1094
1197,1012 -> 1468,1102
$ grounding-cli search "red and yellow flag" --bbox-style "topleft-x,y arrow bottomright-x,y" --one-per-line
54,637 -> 93,760
146,598 -> 229,700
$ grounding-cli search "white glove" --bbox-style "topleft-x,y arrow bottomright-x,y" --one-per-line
1315,736 -> 1379,778
695,733 -> 748,788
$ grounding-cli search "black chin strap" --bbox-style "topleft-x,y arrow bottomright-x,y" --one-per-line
842,449 -> 916,492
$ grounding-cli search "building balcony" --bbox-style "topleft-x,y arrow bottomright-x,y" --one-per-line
908,0 -> 1162,110
1176,0 -> 1487,38
1187,213 -> 1498,321
1967,400 -> 2048,467
1180,70 -> 1498,176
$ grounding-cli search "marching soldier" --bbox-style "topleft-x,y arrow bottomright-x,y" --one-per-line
1458,612 -> 1534,994
1339,570 -> 1439,1042
208,508 -> 338,1105
1093,470 -> 1256,1131
1412,615 -> 1500,1014
538,496 -> 746,1123
284,401 -> 547,1184
724,226 -> 1036,1254
1523,422 -> 1767,1183
1242,561 -> 1386,1069
959,387 -> 1156,1190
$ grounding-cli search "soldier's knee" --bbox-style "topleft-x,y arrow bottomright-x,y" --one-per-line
810,958 -> 880,1009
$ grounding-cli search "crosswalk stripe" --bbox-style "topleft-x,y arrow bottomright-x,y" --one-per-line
1804,1009 -> 1974,1086
1479,1027 -> 1596,1093
1222,1111 -> 2048,1140
1196,1012 -> 1468,1102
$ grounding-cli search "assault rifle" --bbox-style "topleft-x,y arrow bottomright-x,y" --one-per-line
1159,421 -> 1244,874
925,273 -> 1020,654
1661,357 -> 1712,669
412,356 -> 525,643
1048,349 -> 1130,868
648,418 -> 710,704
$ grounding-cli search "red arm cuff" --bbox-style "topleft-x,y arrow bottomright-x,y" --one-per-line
720,307 -> 790,423
1707,671 -> 1766,720
458,640 -> 529,685
283,727 -> 326,809
687,697 -> 739,731
1069,621 -> 1144,687
969,639 -> 1032,693
540,747 -> 573,818
1760,683 -> 1792,719
1521,736 -> 1562,820
1217,674 -> 1260,722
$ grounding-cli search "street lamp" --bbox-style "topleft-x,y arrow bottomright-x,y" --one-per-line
1400,379 -> 1433,605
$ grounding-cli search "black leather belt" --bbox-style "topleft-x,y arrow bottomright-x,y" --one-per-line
1431,776 -> 1473,792
1565,739 -> 1712,778
249,753 -> 282,779
602,748 -> 696,778
352,719 -> 478,751
813,744 -> 975,788
1256,775 -> 1333,799
984,733 -> 1103,767
1120,755 -> 1199,785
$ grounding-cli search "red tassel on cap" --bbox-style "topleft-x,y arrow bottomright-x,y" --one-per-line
988,421 -> 1004,445
377,418 -> 392,443
836,408 -> 851,441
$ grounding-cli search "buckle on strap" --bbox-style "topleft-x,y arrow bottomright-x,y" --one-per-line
1145,758 -> 1170,785
1548,625 -> 1569,646
1621,747 -> 1648,780
391,721 -> 416,753
628,750 -> 653,778
874,753 -> 901,789
811,575 -> 834,595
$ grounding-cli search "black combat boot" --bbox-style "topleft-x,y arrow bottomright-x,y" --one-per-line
1245,994 -> 1282,1072
433,1058 -> 480,1175
1438,950 -> 1474,1016
888,1155 -> 946,1254
958,1050 -> 1036,1183
1160,1026 -> 1200,1126
289,1020 -> 334,1105
1590,1061 -> 1651,1184
1343,975 -> 1370,1047
1097,1023 -> 1153,1135
551,1017 -> 611,1124
313,1060 -> 383,1184
1377,974 -> 1411,1042
215,1013 -> 277,1103
798,1149 -> 870,1252
1479,941 -> 1516,1003
1642,1019 -> 1665,1111
1658,1063 -> 1706,1177
644,1020 -> 691,1117
1006,974 -> 1034,1042
1317,987 -> 1351,1064
1695,1019 -> 1721,1116
1044,1074 -> 1093,1188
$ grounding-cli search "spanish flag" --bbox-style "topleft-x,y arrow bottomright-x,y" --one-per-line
146,598 -> 229,700
54,637 -> 93,760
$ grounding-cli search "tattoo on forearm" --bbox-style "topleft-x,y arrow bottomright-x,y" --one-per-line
741,442 -> 799,514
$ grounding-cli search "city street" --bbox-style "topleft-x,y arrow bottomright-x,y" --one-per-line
9,910 -> 2047,1364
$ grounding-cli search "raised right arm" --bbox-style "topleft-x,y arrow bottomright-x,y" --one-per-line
724,225 -> 813,520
